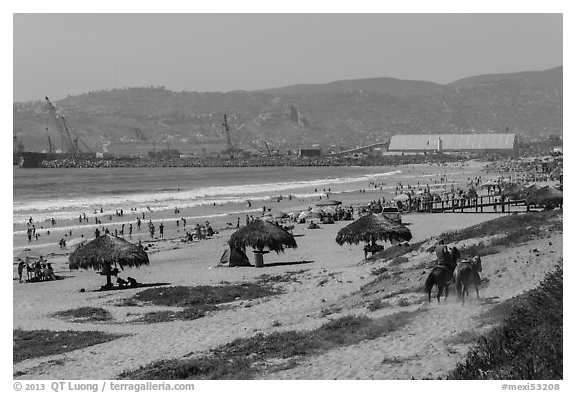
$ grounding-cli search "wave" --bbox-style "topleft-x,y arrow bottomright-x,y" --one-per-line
13,170 -> 401,224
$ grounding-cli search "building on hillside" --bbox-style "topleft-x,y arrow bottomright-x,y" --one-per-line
388,133 -> 518,155
299,148 -> 323,157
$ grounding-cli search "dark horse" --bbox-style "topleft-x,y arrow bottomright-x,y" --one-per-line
453,256 -> 483,305
424,246 -> 461,302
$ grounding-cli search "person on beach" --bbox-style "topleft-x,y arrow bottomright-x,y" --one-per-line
94,228 -> 100,238
137,217 -> 141,230
159,223 -> 164,238
150,224 -> 155,238
435,240 -> 449,265
195,224 -> 202,240
46,263 -> 56,281
25,261 -> 32,281
17,262 -> 25,283
237,217 -> 240,228
117,277 -> 128,288
182,218 -> 187,227
129,224 -> 133,238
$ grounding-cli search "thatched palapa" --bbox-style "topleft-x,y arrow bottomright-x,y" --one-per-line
526,186 -> 563,208
335,213 -> 412,246
69,234 -> 149,287
229,219 -> 297,254
500,183 -> 525,198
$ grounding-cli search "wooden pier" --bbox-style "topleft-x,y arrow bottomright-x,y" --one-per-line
409,195 -> 528,214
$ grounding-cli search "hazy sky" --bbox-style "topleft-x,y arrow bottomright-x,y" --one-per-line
13,13 -> 562,102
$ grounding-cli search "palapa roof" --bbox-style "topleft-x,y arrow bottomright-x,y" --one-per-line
335,213 -> 412,245
500,183 -> 525,198
229,219 -> 298,253
526,186 -> 563,206
68,234 -> 149,271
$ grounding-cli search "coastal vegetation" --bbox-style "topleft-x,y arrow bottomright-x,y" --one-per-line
52,307 -> 113,323
117,282 -> 283,323
119,311 -> 418,379
447,265 -> 562,379
13,329 -> 124,363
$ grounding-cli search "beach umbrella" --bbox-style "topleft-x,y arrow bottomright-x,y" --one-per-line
335,213 -> 412,247
393,194 -> 410,202
526,186 -> 563,208
229,219 -> 298,267
481,180 -> 499,188
68,234 -> 149,287
500,183 -> 525,199
322,206 -> 337,214
287,211 -> 300,220
297,211 -> 309,222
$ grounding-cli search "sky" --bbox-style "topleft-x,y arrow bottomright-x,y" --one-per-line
13,13 -> 563,102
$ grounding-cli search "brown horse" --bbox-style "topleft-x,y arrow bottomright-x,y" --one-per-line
453,256 -> 482,305
424,247 -> 461,302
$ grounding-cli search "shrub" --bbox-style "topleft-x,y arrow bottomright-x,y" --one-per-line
447,265 -> 562,380
14,329 -> 123,363
52,307 -> 113,322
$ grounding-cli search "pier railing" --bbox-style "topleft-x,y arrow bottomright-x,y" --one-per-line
407,195 -> 528,214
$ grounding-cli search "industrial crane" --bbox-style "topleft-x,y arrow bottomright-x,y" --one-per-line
45,128 -> 55,154
221,114 -> 234,158
45,97 -> 93,154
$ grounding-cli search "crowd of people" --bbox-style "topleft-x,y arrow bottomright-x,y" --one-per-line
17,258 -> 56,283
483,155 -> 562,184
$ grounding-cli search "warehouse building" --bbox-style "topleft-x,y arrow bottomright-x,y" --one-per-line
388,134 -> 518,154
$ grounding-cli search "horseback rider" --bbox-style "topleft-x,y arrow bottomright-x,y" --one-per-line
435,240 -> 450,266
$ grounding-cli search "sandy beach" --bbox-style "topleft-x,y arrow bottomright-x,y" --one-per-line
12,161 -> 563,380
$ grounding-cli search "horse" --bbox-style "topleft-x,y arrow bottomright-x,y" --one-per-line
453,256 -> 483,305
424,246 -> 461,302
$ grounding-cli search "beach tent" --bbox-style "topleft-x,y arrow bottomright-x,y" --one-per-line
218,247 -> 251,267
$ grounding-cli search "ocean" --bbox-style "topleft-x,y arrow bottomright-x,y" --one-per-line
14,165 -> 419,250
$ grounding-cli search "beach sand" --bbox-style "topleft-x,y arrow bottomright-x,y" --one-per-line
12,161 -> 562,380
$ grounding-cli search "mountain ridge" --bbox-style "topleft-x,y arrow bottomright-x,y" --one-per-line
13,66 -> 562,154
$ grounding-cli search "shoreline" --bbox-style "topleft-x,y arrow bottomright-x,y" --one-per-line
13,162 -> 485,255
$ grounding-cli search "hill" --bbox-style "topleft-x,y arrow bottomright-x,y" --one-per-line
13,67 -> 562,154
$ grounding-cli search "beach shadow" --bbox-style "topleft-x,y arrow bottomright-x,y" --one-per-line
22,275 -> 74,283
92,282 -> 171,292
262,260 -> 314,268
292,234 -> 306,238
